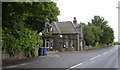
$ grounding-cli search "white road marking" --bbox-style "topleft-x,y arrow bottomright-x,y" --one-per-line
104,52 -> 108,54
96,55 -> 101,57
109,50 -> 112,52
69,54 -> 101,69
90,54 -> 101,60
70,63 -> 83,68
90,56 -> 97,60
67,48 -> 115,70
91,61 -> 95,63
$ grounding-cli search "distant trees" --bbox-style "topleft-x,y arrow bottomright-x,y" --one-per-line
83,16 -> 114,46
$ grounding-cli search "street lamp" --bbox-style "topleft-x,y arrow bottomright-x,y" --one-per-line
39,32 -> 43,43
38,32 -> 43,47
39,32 -> 42,36
60,35 -> 63,38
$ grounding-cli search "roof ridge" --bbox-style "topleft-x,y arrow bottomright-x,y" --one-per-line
53,22 -> 61,33
58,21 -> 71,23
71,22 -> 79,34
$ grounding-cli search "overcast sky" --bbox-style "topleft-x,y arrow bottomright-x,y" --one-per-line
54,0 -> 119,42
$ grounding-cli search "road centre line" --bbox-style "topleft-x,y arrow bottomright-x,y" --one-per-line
104,52 -> 108,54
90,56 -> 97,60
69,54 -> 102,69
70,63 -> 83,68
109,50 -> 112,52
91,61 -> 95,63
96,55 -> 101,57
68,49 -> 114,69
90,54 -> 101,60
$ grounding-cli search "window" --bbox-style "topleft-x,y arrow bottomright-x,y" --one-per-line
46,42 -> 49,47
45,39 -> 53,49
50,42 -> 53,49
51,43 -> 53,47
45,39 -> 50,47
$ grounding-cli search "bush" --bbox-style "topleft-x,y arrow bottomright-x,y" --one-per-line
2,27 -> 43,57
95,42 -> 99,47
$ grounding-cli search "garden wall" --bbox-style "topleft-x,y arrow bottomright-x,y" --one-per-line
2,48 -> 39,60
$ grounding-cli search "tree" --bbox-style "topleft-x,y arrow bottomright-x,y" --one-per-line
3,2 -> 60,32
2,2 -> 60,57
100,27 -> 114,45
91,25 -> 103,46
83,25 -> 95,46
24,2 -> 60,32
2,2 -> 32,28
83,15 -> 114,46
91,16 -> 108,28
90,16 -> 114,45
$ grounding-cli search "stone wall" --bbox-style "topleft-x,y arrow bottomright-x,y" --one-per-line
2,51 -> 25,60
84,46 -> 94,50
2,48 -> 39,60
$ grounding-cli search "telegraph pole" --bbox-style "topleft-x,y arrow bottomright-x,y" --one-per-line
117,1 -> 120,43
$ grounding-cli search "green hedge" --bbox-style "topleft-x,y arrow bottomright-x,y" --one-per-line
2,27 -> 43,57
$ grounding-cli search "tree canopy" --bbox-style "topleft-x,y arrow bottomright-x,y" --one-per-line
2,2 -> 60,57
83,16 -> 114,46
3,2 -> 60,32
83,24 -> 95,45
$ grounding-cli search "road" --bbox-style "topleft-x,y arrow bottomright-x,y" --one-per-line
68,45 -> 118,70
2,45 -> 120,70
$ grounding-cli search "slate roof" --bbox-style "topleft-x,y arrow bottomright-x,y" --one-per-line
51,21 -> 80,34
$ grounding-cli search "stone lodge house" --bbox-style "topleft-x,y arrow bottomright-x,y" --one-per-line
42,17 -> 85,51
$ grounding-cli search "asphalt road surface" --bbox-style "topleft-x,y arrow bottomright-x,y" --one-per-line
2,45 -> 120,70
68,45 -> 118,69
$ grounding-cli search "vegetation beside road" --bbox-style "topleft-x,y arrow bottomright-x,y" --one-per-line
82,16 -> 114,47
2,2 -> 116,57
2,2 -> 60,57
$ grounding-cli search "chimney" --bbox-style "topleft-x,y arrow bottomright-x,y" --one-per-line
73,17 -> 77,24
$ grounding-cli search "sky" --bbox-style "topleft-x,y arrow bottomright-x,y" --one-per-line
54,0 -> 119,42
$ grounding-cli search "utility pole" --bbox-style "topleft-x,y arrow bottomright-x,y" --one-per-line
117,1 -> 120,43
80,23 -> 83,51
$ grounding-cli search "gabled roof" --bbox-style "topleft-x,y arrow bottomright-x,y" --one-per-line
51,21 -> 80,34
51,21 -> 61,33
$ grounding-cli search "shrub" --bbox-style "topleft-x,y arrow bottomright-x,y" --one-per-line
2,27 -> 43,57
